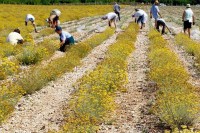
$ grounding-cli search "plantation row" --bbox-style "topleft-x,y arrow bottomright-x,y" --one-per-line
0,7 -> 130,81
0,27 -> 115,124
0,6 -> 135,127
175,33 -> 200,70
148,30 -> 199,132
57,22 -> 139,132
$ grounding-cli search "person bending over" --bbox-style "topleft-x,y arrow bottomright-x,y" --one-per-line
25,14 -> 38,33
102,12 -> 118,29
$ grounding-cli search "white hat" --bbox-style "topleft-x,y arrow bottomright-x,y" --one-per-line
186,4 -> 191,8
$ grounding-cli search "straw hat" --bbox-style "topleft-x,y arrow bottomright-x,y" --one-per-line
155,0 -> 159,4
186,4 -> 191,8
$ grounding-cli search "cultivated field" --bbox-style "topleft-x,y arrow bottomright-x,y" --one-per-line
0,4 -> 200,133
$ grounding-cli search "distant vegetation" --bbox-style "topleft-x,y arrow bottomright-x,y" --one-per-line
0,0 -> 199,5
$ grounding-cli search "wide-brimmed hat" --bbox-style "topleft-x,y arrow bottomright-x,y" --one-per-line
186,4 -> 191,8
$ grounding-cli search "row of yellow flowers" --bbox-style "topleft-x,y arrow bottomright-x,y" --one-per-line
175,34 -> 200,70
148,30 -> 200,132
58,23 -> 139,132
0,28 -> 115,125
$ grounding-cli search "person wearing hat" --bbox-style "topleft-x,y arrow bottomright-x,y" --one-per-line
113,2 -> 121,21
47,9 -> 61,28
55,26 -> 75,52
7,28 -> 24,45
182,4 -> 195,38
150,0 -> 162,28
132,8 -> 148,29
102,12 -> 118,28
47,15 -> 59,28
25,14 -> 38,33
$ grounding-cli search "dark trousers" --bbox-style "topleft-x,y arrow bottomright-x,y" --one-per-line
115,11 -> 120,21
156,20 -> 166,34
59,36 -> 75,52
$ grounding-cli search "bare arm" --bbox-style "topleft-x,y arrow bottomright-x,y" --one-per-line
166,25 -> 171,33
182,11 -> 185,21
60,40 -> 65,47
158,12 -> 162,18
150,11 -> 152,18
193,15 -> 195,24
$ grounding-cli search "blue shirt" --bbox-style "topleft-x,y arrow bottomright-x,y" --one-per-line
150,4 -> 160,19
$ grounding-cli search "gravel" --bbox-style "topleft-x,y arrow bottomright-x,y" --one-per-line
0,9 -> 134,133
99,24 -> 161,133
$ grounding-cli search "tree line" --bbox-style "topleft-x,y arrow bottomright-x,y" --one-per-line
0,0 -> 199,5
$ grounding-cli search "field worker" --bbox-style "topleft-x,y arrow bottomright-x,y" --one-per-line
182,4 -> 195,38
25,14 -> 38,33
113,2 -> 121,21
55,26 -> 75,52
156,18 -> 171,35
150,0 -> 162,28
7,28 -> 24,45
47,9 -> 61,28
102,12 -> 118,28
132,9 -> 148,29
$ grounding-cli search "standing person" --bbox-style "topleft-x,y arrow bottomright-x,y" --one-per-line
150,0 -> 162,28
113,2 -> 121,21
132,9 -> 148,29
25,14 -> 38,33
156,18 -> 171,35
182,4 -> 195,38
47,9 -> 61,28
55,26 -> 75,52
102,12 -> 118,29
7,29 -> 24,45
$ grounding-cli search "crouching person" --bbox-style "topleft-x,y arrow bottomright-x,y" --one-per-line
7,28 -> 24,45
55,26 -> 74,52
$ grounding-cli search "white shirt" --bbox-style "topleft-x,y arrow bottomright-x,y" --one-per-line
7,32 -> 23,45
106,12 -> 118,20
60,31 -> 72,42
134,9 -> 148,18
157,18 -> 166,23
184,8 -> 194,22
25,14 -> 35,22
